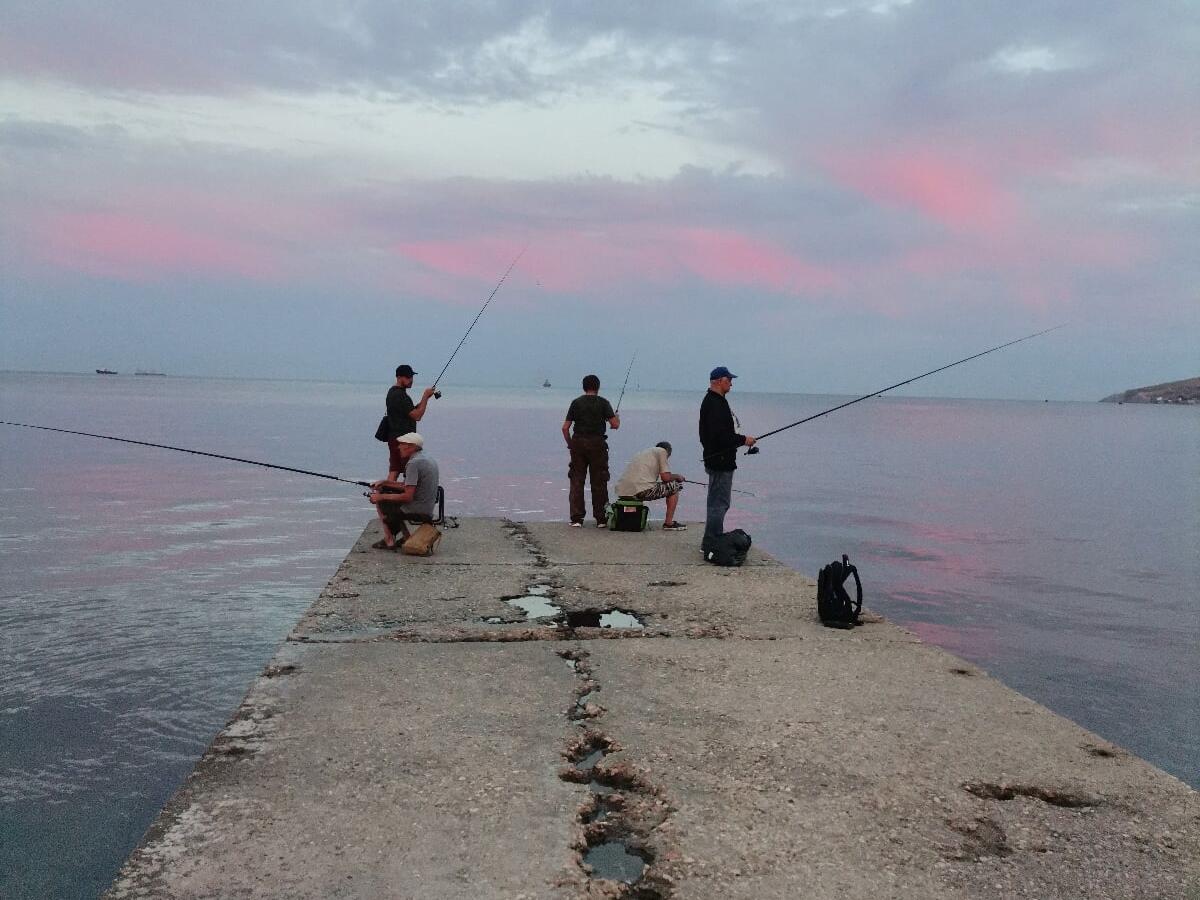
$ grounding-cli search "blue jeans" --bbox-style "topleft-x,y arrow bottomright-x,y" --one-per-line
704,468 -> 733,540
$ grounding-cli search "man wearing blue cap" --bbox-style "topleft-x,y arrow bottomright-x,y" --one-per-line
699,366 -> 756,543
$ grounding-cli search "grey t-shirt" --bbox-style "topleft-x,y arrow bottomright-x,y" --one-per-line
401,454 -> 440,518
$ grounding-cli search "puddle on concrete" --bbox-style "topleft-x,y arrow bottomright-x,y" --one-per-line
583,801 -> 612,824
600,610 -> 643,629
505,595 -> 563,619
584,841 -> 646,884
481,616 -> 506,624
565,609 -> 645,629
589,781 -> 615,795
576,748 -> 606,771
564,658 -> 578,672
526,584 -> 553,596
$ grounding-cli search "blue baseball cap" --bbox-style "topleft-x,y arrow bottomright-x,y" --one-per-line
709,366 -> 737,380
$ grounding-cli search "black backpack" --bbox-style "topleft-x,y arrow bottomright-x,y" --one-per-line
817,554 -> 862,628
702,529 -> 752,567
374,415 -> 391,442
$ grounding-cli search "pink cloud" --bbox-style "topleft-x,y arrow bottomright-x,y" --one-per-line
35,212 -> 282,282
825,150 -> 1020,234
396,226 -> 843,299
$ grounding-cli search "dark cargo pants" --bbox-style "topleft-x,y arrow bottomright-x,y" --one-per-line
568,435 -> 610,524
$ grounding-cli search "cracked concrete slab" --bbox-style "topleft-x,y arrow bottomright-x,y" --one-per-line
291,562 -> 544,636
549,562 -> 918,642
106,642 -> 582,900
106,517 -> 1200,899
584,638 -> 1200,899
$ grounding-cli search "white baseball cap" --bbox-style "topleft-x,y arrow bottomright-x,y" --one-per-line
396,432 -> 424,448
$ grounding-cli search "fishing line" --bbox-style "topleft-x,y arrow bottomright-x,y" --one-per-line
614,350 -> 637,414
704,324 -> 1066,461
1,421 -> 372,487
430,246 -> 527,398
680,478 -> 755,497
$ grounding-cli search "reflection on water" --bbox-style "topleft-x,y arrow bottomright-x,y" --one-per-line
1,373 -> 1198,897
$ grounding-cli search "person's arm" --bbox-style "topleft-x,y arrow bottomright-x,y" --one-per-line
563,399 -> 577,445
721,402 -> 748,450
410,387 -> 436,422
370,485 -> 416,504
700,397 -> 746,453
371,478 -> 405,491
660,470 -> 684,483
604,399 -> 619,430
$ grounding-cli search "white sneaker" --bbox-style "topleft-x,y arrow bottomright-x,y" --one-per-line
570,522 -> 582,528
596,521 -> 607,529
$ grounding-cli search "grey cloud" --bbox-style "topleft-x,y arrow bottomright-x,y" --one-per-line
0,119 -> 90,151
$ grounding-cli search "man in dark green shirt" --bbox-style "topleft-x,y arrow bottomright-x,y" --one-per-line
561,374 -> 620,527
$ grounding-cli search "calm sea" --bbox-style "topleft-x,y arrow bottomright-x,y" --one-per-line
2,372 -> 1197,898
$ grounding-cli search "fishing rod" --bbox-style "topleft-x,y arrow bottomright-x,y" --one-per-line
706,324 -> 1066,461
614,350 -> 637,414
430,246 -> 527,398
1,421 -> 372,487
680,478 -> 755,497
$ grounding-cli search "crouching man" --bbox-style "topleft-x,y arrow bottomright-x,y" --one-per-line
613,441 -> 687,530
367,432 -> 439,549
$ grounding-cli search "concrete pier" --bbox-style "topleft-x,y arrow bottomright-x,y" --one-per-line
106,518 -> 1200,898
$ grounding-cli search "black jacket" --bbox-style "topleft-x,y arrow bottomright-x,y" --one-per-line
699,389 -> 746,471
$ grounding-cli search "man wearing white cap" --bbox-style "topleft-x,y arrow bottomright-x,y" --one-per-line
367,432 -> 440,549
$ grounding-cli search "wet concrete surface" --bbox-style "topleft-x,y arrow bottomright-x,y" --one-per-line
107,518 -> 1200,899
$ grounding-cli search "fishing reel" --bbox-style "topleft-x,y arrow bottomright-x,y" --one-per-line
745,445 -> 759,455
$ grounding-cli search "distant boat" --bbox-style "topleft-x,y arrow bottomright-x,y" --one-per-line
542,378 -> 551,388
135,370 -> 166,376
95,368 -> 118,375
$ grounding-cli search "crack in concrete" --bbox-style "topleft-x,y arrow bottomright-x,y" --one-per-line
963,781 -> 1101,808
555,647 -> 675,898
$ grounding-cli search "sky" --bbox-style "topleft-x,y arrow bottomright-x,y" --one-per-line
1,1 -> 1197,399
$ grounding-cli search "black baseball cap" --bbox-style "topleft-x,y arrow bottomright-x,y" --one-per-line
395,364 -> 417,377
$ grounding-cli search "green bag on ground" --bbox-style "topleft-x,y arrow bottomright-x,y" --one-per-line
607,498 -> 649,532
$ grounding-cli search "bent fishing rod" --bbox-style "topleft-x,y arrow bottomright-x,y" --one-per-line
0,421 -> 372,487
614,350 -> 637,414
707,324 -> 1066,461
430,246 -> 527,398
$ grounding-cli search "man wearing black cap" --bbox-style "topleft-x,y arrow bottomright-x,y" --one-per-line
386,364 -> 435,479
699,366 -> 756,543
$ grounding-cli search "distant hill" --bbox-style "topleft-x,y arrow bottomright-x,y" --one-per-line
1101,376 -> 1200,404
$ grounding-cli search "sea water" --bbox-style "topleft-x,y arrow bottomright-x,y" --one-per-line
1,372 -> 1197,898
